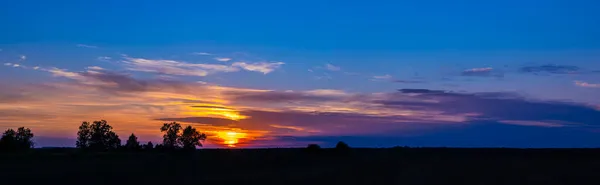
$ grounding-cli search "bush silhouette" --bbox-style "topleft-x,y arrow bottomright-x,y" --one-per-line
76,120 -> 121,151
0,127 -> 34,151
335,141 -> 350,150
306,144 -> 322,151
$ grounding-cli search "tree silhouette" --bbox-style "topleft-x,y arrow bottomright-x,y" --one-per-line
125,133 -> 140,150
76,121 -> 91,148
143,141 -> 154,150
178,126 -> 207,150
160,122 -> 182,149
76,120 -> 121,150
0,127 -> 34,151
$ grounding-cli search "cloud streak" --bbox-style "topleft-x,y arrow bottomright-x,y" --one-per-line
76,44 -> 98,48
575,81 -> 600,88
232,62 -> 284,74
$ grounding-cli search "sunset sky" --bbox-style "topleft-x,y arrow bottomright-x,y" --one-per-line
1,0 -> 600,148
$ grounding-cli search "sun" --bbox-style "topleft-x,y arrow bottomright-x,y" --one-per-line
217,131 -> 247,147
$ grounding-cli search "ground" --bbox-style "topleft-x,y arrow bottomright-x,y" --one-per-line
1,148 -> 599,185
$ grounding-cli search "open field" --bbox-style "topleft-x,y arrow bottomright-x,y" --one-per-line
1,148 -> 600,185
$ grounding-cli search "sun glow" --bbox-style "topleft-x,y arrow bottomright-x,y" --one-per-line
217,131 -> 248,147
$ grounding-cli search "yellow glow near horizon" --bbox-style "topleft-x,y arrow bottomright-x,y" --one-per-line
217,131 -> 248,147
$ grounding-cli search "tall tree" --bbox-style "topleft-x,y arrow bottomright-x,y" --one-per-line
125,133 -> 140,150
76,120 -> 121,150
160,122 -> 182,149
178,126 -> 207,150
76,122 -> 91,148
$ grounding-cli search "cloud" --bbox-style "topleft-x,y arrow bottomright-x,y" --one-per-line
97,56 -> 112,61
498,120 -> 566,128
123,57 -> 239,76
520,64 -> 579,74
574,81 -> 600,88
394,79 -> 426,84
231,62 -> 284,74
87,66 -> 104,71
19,55 -> 26,61
156,117 -> 239,126
192,52 -> 212,56
5,65 -> 600,147
372,75 -> 392,81
325,63 -> 341,71
214,57 -> 232,62
461,67 -> 499,77
76,44 -> 98,48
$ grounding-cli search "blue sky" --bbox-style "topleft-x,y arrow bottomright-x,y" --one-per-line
1,0 -> 600,148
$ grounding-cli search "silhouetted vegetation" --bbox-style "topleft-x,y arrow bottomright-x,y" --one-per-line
4,120 -> 600,184
125,133 -> 140,150
306,144 -> 321,151
76,120 -> 121,151
179,125 -> 207,150
335,141 -> 350,150
142,141 -> 154,150
160,122 -> 206,150
0,127 -> 34,151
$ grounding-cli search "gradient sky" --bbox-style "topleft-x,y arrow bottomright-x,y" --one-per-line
1,0 -> 600,148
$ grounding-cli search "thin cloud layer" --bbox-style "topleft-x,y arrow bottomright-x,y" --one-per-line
123,57 -> 239,76
214,57 -> 232,62
324,63 -> 341,71
232,62 -> 284,74
520,64 -> 580,74
575,81 -> 600,88
461,67 -> 499,77
76,44 -> 98,48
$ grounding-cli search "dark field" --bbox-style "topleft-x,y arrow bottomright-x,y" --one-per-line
1,148 -> 600,185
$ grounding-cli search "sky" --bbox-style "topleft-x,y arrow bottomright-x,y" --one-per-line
1,0 -> 600,148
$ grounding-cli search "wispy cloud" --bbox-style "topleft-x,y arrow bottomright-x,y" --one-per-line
232,62 -> 284,74
372,74 -> 392,81
521,64 -> 579,74
574,81 -> 600,88
461,67 -> 496,77
498,120 -> 566,128
394,79 -> 426,84
123,57 -> 239,77
373,75 -> 392,80
87,66 -> 104,71
325,63 -> 341,71
97,56 -> 112,61
19,55 -> 26,61
214,57 -> 232,62
76,44 -> 98,48
192,52 -> 212,56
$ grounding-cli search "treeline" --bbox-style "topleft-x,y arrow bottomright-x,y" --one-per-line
0,120 -> 207,152
1,120 -> 352,152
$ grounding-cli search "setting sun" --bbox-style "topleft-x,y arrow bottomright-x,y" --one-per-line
217,131 -> 248,147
